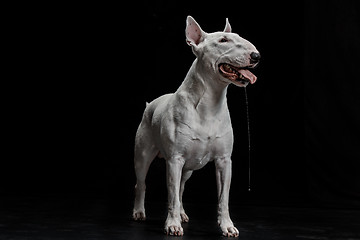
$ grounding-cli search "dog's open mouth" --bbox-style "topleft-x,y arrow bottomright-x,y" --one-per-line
219,63 -> 257,86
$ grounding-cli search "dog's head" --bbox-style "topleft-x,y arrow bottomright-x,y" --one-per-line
186,16 -> 260,87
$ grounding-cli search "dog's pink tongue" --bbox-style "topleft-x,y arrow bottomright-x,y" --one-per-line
239,69 -> 257,84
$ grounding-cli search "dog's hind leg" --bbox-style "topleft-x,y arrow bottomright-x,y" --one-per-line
133,121 -> 158,221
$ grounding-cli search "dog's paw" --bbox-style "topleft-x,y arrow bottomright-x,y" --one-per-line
180,212 -> 189,223
164,225 -> 184,236
218,218 -> 239,237
133,210 -> 146,221
220,226 -> 239,237
164,217 -> 183,236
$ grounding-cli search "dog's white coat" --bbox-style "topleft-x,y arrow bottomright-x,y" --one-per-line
133,16 -> 259,237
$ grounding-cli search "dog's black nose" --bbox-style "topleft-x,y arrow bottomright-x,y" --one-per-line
250,52 -> 261,63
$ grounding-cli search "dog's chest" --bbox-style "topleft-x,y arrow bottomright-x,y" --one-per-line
182,136 -> 222,170
175,113 -> 233,170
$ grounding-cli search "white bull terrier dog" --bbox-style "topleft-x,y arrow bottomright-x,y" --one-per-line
133,16 -> 260,237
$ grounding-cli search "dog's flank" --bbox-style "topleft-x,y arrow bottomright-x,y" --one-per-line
133,16 -> 260,237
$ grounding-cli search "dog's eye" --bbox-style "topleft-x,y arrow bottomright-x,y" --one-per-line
219,38 -> 228,43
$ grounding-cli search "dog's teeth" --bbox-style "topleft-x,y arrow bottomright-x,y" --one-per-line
224,65 -> 232,72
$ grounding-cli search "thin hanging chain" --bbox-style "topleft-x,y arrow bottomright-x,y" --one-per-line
244,87 -> 251,191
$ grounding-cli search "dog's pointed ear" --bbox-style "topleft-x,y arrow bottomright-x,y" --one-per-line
223,18 -> 232,33
185,16 -> 206,47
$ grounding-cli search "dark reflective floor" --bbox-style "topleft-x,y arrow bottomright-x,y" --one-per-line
0,196 -> 359,240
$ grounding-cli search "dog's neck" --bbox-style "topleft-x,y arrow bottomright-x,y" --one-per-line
177,59 -> 229,117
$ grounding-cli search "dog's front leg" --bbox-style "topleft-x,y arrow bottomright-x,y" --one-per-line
164,156 -> 185,236
215,157 -> 239,237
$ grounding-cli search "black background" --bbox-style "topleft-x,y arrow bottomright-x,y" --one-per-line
3,0 -> 360,210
